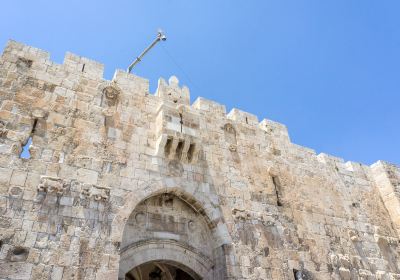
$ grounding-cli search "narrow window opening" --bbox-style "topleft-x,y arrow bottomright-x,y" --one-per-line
164,137 -> 173,156
293,269 -> 308,279
82,63 -> 85,72
12,247 -> 28,256
187,143 -> 195,162
175,140 -> 184,159
179,113 -> 183,133
245,116 -> 248,124
20,118 -> 38,159
31,119 -> 38,134
20,137 -> 32,159
293,269 -> 300,279
272,176 -> 282,206
10,246 -> 29,262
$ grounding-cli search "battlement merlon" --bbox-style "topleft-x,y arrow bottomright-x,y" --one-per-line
2,40 -> 50,62
1,40 -> 397,172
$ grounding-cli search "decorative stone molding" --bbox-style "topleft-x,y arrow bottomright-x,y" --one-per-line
374,234 -> 398,245
232,208 -> 251,220
348,229 -> 361,242
0,121 -> 8,138
81,183 -> 110,201
99,81 -> 121,106
37,176 -> 67,195
188,220 -> 196,231
228,144 -> 237,152
223,123 -> 237,144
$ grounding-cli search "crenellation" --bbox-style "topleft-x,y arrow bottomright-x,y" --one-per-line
316,153 -> 345,167
259,118 -> 290,143
227,108 -> 258,126
192,97 -> 227,116
112,70 -> 149,97
2,40 -> 50,63
0,41 -> 399,280
63,52 -> 104,80
289,143 -> 316,157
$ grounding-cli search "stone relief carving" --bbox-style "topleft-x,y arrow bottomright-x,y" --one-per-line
36,176 -> 110,201
162,194 -> 174,207
100,81 -> 121,107
37,176 -> 67,195
224,123 -> 237,143
188,220 -> 196,231
224,123 -> 238,154
81,183 -> 110,201
0,120 -> 8,138
348,229 -> 361,242
135,212 -> 146,225
232,208 -> 251,221
167,159 -> 184,177
228,144 -> 237,152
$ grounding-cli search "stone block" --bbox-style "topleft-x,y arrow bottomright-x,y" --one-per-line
77,168 -> 98,185
0,167 -> 12,185
10,170 -> 28,186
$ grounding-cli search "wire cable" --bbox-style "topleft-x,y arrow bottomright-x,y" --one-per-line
160,44 -> 200,91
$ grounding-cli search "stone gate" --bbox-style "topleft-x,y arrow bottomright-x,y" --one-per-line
0,40 -> 400,279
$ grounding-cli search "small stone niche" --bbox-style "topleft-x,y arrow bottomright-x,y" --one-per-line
8,246 -> 29,262
293,269 -> 312,280
272,176 -> 283,207
100,82 -> 121,107
16,57 -> 33,70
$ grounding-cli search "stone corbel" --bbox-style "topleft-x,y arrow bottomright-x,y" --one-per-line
81,183 -> 110,201
37,176 -> 67,195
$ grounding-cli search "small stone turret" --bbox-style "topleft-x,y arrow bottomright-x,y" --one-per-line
155,75 -> 190,105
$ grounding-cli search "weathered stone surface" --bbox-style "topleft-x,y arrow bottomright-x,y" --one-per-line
0,40 -> 399,279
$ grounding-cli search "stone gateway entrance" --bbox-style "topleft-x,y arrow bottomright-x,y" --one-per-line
125,261 -> 199,280
118,193 -> 225,280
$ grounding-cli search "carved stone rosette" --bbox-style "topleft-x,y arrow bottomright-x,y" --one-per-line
99,81 -> 121,107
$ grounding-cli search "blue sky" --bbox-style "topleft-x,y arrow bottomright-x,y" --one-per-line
1,1 -> 399,165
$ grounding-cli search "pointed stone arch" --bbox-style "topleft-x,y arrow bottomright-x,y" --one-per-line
111,179 -> 231,245
111,179 -> 234,280
223,123 -> 237,146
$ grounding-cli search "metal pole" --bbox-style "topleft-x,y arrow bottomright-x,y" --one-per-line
127,31 -> 167,73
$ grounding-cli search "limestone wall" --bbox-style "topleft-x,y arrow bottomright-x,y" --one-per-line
0,40 -> 399,279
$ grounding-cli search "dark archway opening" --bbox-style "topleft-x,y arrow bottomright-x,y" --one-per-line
126,261 -> 200,280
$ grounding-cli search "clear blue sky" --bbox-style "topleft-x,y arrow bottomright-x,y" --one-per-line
1,1 -> 399,165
